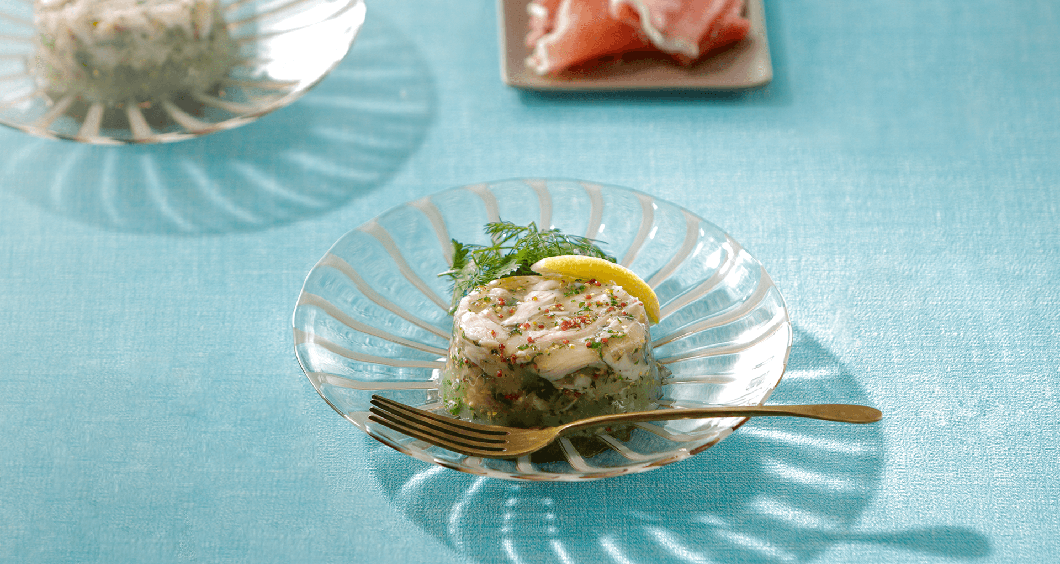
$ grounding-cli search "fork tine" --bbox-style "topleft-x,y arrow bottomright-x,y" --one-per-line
370,395 -> 508,437
368,411 -> 507,456
368,404 -> 506,445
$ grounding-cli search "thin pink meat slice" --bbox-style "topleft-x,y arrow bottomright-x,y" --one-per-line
526,0 -> 651,75
526,0 -> 563,48
610,0 -> 750,64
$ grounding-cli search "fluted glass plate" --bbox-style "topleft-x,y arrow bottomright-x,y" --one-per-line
293,179 -> 792,481
0,0 -> 365,144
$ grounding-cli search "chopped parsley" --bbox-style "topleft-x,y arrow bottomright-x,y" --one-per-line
563,283 -> 588,297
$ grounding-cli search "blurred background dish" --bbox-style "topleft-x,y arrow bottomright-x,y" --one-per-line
293,178 -> 792,481
0,0 -> 365,143
499,0 -> 772,91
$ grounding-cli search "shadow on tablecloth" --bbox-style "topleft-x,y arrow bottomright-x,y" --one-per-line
0,15 -> 435,235
365,327 -> 991,564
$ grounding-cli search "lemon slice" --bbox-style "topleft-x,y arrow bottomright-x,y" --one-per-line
530,255 -> 661,323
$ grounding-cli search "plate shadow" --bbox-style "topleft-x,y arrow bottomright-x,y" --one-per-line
363,327 -> 990,563
0,14 -> 435,235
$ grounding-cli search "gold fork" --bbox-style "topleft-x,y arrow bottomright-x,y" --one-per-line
368,395 -> 882,459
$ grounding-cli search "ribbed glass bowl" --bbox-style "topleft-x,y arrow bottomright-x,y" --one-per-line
293,179 -> 792,481
0,0 -> 365,144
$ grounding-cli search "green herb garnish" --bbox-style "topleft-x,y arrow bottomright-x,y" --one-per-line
440,221 -> 615,309
563,283 -> 588,297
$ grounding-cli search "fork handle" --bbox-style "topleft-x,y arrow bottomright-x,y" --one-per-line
559,403 -> 882,434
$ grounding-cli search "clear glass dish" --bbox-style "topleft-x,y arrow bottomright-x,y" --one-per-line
0,0 -> 365,144
293,179 -> 792,481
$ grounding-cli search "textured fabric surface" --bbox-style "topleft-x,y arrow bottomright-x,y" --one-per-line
1,0 -> 1057,562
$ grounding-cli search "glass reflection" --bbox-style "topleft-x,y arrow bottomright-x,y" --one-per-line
362,328 -> 990,563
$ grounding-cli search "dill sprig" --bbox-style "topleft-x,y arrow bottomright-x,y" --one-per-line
440,221 -> 615,308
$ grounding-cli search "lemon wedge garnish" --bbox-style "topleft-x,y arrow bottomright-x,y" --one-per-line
530,255 -> 661,323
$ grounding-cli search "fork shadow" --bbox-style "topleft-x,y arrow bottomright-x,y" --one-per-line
364,327 -> 991,564
0,14 -> 435,235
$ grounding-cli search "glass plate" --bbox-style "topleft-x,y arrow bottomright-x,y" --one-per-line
0,0 -> 365,144
293,179 -> 792,481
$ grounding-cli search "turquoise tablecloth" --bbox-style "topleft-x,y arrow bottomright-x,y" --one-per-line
1,1 -> 1057,562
